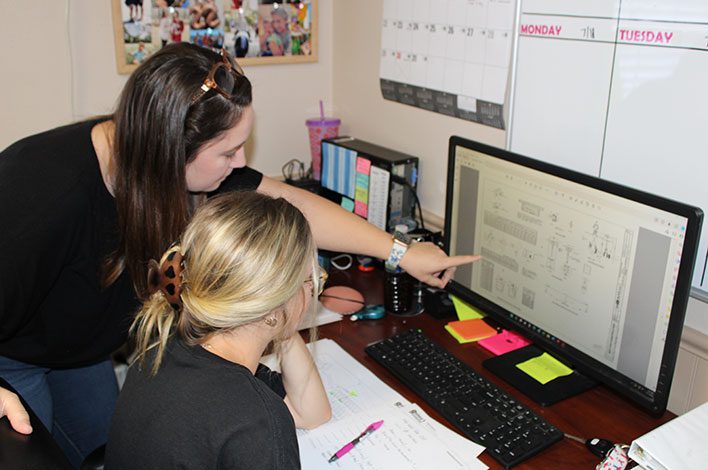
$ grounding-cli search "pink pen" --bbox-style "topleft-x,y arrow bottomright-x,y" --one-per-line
327,420 -> 384,463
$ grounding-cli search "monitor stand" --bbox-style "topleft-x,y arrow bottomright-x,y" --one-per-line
483,345 -> 597,406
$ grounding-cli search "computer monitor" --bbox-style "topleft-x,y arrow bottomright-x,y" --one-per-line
444,136 -> 703,415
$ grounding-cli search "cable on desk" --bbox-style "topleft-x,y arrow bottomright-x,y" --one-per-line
282,158 -> 307,181
330,254 -> 353,271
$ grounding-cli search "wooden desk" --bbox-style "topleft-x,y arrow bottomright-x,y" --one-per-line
317,267 -> 674,469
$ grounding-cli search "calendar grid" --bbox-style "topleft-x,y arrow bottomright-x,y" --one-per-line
380,0 -> 516,129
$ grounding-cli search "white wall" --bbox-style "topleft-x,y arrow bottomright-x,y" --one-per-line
0,2 -> 74,142
0,0 -> 333,177
686,297 -> 708,334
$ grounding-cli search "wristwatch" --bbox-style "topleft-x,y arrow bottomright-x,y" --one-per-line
385,230 -> 412,272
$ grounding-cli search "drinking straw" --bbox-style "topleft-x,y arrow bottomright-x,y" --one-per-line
319,100 -> 325,120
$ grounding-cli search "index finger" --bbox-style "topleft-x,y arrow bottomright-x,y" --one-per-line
444,254 -> 482,269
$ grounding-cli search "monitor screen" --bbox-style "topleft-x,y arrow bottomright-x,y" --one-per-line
444,136 -> 703,415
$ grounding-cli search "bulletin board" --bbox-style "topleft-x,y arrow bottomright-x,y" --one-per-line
112,0 -> 317,74
506,0 -> 708,295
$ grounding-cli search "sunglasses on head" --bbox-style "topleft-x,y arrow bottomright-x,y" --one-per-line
190,48 -> 245,104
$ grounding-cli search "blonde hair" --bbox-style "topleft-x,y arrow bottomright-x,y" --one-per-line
131,191 -> 319,374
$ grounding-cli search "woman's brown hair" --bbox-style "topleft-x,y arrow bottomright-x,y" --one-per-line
102,43 -> 252,298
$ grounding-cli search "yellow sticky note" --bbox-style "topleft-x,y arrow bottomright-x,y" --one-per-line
516,353 -> 573,385
450,295 -> 485,320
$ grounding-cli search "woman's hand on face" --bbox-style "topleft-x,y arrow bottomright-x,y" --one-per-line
398,241 -> 481,289
0,387 -> 32,434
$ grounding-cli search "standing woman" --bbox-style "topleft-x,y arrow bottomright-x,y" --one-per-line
0,43 -> 478,466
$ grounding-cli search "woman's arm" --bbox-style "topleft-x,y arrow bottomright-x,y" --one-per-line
257,176 -> 480,288
279,334 -> 331,429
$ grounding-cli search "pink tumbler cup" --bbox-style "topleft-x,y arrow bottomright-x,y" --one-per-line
306,117 -> 340,180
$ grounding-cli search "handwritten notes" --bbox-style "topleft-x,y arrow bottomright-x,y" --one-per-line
293,339 -> 488,469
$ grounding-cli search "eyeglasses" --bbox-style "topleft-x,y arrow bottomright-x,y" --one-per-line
190,48 -> 245,104
305,265 -> 328,297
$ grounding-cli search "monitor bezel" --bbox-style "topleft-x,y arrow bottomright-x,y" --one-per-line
443,135 -> 703,415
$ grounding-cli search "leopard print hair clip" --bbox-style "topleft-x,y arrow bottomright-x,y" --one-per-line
147,244 -> 185,312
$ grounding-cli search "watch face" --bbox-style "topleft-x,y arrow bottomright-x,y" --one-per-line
394,231 -> 412,245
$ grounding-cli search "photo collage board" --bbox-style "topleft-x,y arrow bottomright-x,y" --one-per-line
114,0 -> 316,73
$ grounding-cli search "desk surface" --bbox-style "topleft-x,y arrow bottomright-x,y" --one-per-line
318,267 -> 674,470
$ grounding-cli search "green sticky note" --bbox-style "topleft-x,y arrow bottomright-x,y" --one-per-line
340,197 -> 355,212
450,295 -> 485,320
516,353 -> 573,385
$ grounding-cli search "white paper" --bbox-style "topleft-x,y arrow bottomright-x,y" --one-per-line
304,339 -> 407,418
299,402 -> 487,470
291,339 -> 487,470
298,303 -> 343,330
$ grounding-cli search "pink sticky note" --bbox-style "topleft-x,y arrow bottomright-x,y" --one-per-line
356,157 -> 371,175
478,330 -> 531,356
355,201 -> 368,218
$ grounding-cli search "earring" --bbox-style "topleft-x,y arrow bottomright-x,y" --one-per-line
265,316 -> 278,327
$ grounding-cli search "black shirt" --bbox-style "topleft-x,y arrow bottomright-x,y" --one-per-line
105,338 -> 300,469
0,120 -> 263,367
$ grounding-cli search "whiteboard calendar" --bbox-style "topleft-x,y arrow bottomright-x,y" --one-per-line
508,0 -> 708,293
380,0 -> 516,129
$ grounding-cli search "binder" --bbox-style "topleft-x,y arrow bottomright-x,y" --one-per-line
628,401 -> 708,469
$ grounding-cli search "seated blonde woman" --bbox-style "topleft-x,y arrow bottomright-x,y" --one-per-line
105,191 -> 331,469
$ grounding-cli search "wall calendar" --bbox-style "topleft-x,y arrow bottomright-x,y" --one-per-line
380,0 -> 515,129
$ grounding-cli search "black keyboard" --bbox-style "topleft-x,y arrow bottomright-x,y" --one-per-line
365,329 -> 563,468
